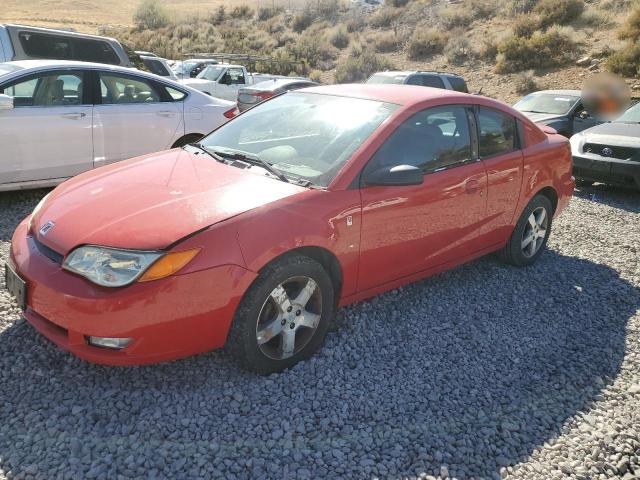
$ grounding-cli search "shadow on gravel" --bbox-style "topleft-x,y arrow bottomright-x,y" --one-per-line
575,183 -> 640,214
0,250 -> 637,479
0,189 -> 50,242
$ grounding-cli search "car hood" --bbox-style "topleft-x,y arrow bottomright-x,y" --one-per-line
31,149 -> 306,254
520,112 -> 566,124
578,121 -> 640,146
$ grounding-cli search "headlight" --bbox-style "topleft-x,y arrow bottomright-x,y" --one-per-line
63,246 -> 200,287
569,132 -> 584,154
63,246 -> 162,287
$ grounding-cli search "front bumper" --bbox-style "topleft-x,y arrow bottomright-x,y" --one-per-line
573,155 -> 640,188
10,218 -> 257,365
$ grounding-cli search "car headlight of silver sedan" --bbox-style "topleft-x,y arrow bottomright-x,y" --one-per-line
63,246 -> 162,287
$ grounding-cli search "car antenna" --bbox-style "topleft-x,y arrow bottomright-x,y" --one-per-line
476,86 -> 483,96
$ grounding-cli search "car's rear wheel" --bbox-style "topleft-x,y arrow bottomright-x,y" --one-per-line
501,195 -> 553,267
226,255 -> 334,374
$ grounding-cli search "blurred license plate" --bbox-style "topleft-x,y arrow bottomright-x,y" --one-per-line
4,264 -> 26,310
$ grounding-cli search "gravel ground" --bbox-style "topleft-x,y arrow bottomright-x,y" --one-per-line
0,185 -> 638,480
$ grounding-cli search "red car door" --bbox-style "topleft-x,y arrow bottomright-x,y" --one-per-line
357,105 -> 488,292
474,106 -> 524,246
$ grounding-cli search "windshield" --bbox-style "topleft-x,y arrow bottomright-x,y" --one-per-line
196,66 -> 226,81
514,93 -> 579,115
172,61 -> 198,75
200,92 -> 398,187
366,73 -> 407,85
615,102 -> 640,123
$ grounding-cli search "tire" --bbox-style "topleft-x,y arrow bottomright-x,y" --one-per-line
576,179 -> 594,187
171,133 -> 204,148
226,255 -> 335,374
501,195 -> 553,267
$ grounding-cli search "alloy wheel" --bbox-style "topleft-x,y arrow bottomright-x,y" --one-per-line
256,276 -> 323,360
521,206 -> 548,258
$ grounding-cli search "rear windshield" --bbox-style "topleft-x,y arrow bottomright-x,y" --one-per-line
366,73 -> 407,85
18,31 -> 120,65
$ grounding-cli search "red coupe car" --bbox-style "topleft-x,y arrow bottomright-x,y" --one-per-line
6,84 -> 574,373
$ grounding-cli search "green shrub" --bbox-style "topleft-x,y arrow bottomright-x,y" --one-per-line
133,0 -> 169,30
288,31 -> 338,70
309,69 -> 323,83
618,6 -> 640,42
230,5 -> 253,19
512,13 -> 543,37
346,14 -> 366,32
503,0 -> 538,15
335,45 -> 393,83
479,36 -> 498,61
407,28 -> 448,60
369,8 -> 400,28
257,7 -> 280,21
534,0 -> 584,26
372,31 -> 400,53
515,70 -> 539,94
438,7 -> 473,29
606,43 -> 640,77
210,5 -> 226,25
495,26 -> 579,73
444,36 -> 473,64
329,26 -> 350,49
292,10 -> 314,32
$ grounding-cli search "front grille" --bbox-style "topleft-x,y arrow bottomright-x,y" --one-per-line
32,236 -> 64,264
583,143 -> 639,161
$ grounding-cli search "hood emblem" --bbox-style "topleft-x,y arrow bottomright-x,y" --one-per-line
39,221 -> 55,236
601,147 -> 613,157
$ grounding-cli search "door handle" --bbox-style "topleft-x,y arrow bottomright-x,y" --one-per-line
156,111 -> 174,117
61,112 -> 86,119
465,179 -> 481,194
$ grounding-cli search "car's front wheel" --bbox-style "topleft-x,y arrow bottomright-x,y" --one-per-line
501,194 -> 553,267
226,255 -> 334,374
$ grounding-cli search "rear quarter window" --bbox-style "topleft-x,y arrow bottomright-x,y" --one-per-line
18,32 -> 119,65
448,76 -> 468,93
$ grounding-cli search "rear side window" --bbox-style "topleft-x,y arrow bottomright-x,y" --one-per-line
447,76 -> 468,93
417,75 -> 445,89
477,107 -> 517,158
18,32 -> 119,65
143,58 -> 170,77
165,86 -> 187,101
99,73 -> 161,104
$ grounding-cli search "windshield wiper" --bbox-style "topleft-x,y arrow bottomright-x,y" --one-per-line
209,148 -> 290,183
186,143 -> 225,163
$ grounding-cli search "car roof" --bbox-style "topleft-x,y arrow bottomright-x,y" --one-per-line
299,83 -> 469,106
246,78 -> 316,91
371,70 -> 464,78
526,89 -> 581,96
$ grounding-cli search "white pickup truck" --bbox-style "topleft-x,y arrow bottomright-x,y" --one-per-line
179,64 -> 290,101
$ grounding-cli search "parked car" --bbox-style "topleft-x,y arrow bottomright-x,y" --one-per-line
181,64 -> 296,101
139,55 -> 177,80
6,84 -> 573,373
570,101 -> 640,189
0,60 -> 237,191
513,90 -> 600,138
0,24 -> 138,67
237,78 -> 318,111
366,71 -> 468,92
171,58 -> 219,79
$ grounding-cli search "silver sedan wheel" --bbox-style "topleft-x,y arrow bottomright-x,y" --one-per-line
521,206 -> 548,258
256,276 -> 323,360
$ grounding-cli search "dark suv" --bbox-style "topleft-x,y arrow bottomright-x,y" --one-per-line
365,71 -> 468,92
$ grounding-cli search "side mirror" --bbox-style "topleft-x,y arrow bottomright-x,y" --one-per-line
578,110 -> 590,119
0,94 -> 14,110
363,164 -> 424,187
